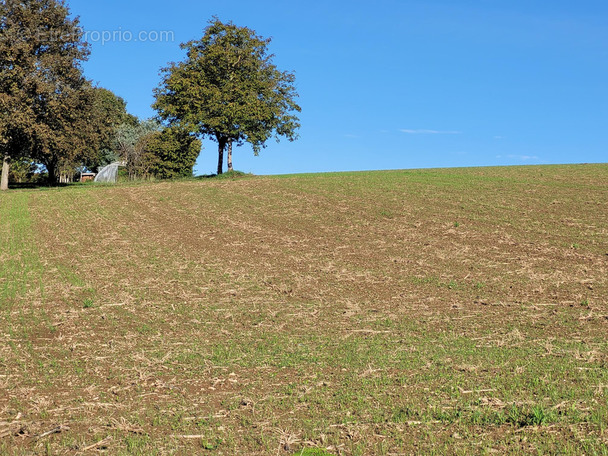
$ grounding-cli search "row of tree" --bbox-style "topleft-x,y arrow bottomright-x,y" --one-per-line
0,0 -> 300,190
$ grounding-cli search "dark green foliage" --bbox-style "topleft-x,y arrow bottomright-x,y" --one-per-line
7,157 -> 37,183
146,127 -> 201,179
153,17 -> 301,174
88,87 -> 137,169
93,87 -> 138,129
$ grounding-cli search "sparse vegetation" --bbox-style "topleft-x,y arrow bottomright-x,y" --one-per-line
0,164 -> 607,454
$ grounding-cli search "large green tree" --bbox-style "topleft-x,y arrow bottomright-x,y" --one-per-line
153,18 -> 301,175
0,0 -> 92,188
146,127 -> 201,179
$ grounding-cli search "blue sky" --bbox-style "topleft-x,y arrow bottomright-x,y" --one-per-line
68,0 -> 607,175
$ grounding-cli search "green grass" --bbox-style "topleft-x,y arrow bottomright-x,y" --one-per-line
0,192 -> 39,304
292,449 -> 335,456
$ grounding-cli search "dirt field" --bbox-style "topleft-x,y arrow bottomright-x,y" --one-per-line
1,164 -> 607,455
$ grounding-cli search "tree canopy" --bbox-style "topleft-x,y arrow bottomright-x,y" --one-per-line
0,0 -> 138,187
146,127 -> 201,179
0,0 -> 102,187
153,18 -> 301,174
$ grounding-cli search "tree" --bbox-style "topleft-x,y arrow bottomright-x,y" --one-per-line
0,0 -> 91,189
36,84 -> 98,183
33,85 -> 132,183
153,18 -> 301,175
146,127 -> 201,179
110,120 -> 200,181
9,157 -> 38,182
87,87 -> 138,168
114,119 -> 160,180
93,87 -> 138,130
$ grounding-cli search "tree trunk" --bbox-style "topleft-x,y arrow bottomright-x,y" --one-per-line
46,161 -> 58,185
217,138 -> 226,175
1,154 -> 9,191
227,140 -> 233,172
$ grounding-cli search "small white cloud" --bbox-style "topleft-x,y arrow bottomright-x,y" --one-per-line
400,129 -> 462,135
507,154 -> 539,161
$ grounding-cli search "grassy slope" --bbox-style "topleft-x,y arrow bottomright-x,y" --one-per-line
0,164 -> 607,455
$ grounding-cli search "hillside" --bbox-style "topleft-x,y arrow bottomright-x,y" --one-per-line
1,164 -> 607,454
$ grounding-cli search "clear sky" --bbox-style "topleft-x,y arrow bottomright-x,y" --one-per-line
68,0 -> 607,175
